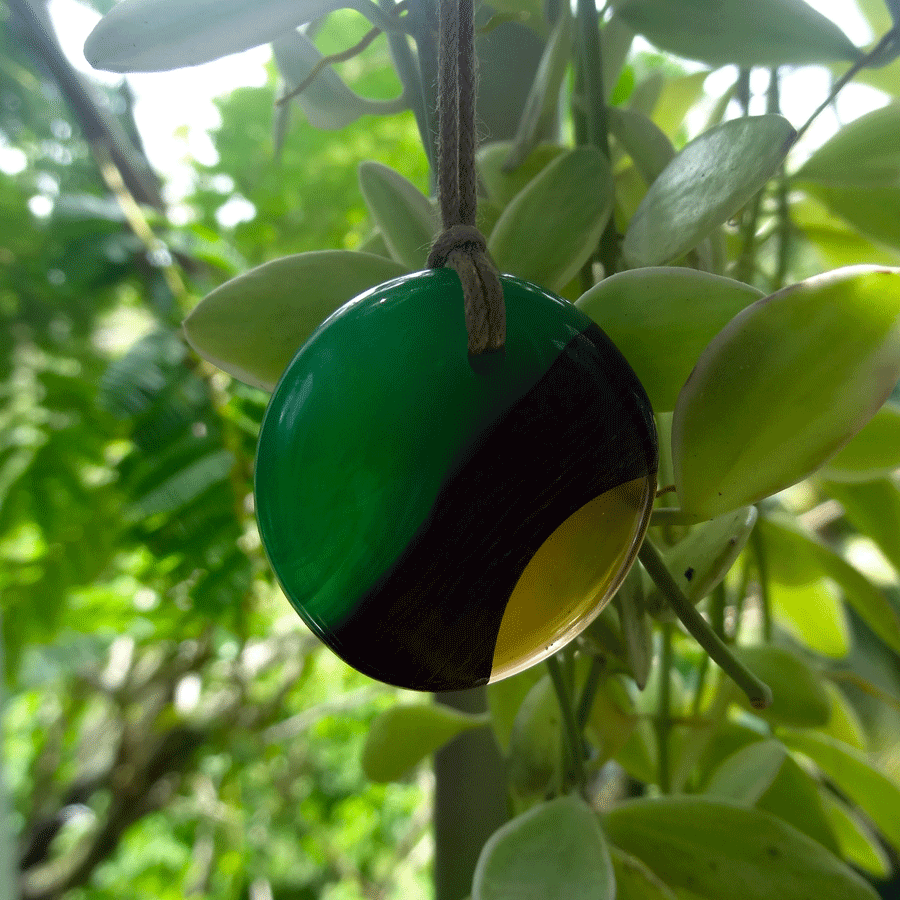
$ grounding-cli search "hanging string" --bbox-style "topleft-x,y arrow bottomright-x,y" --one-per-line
427,0 -> 506,356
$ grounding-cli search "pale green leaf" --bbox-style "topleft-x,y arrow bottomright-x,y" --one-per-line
183,251 -> 408,390
489,147 -> 613,291
486,665 -> 543,755
672,267 -> 900,517
782,730 -> 900,854
474,797 -> 615,900
576,268 -> 763,412
362,702 -> 488,782
85,0 -> 341,72
772,580 -> 851,658
615,0 -> 861,66
821,682 -> 868,752
819,405 -> 900,481
507,675 -> 562,801
607,107 -> 676,185
476,143 -> 567,209
605,797 -> 878,900
731,645 -> 831,727
611,846 -> 677,900
602,16 -> 636,102
821,791 -> 891,879
358,162 -> 438,270
651,71 -> 710,139
799,182 -> 900,251
623,116 -> 796,267
705,739 -> 787,803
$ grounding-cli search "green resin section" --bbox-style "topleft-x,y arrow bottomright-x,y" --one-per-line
255,270 -> 594,637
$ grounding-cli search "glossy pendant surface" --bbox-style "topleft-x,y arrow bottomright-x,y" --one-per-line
255,269 -> 658,691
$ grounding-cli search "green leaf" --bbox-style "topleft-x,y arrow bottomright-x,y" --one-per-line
773,580 -> 851,658
646,506 -> 757,615
576,268 -> 763,412
610,846 -> 677,900
825,476 -> 900,570
473,797 -> 615,900
273,33 -> 403,131
821,791 -> 892,879
607,107 -> 676,186
756,754 -> 840,853
133,449 -> 235,517
507,675 -> 562,801
820,682 -> 867,752
795,102 -> 900,186
503,8 -> 574,170
819,404 -> 900,481
183,251 -> 408,390
585,676 -> 636,767
362,702 -> 488,782
651,71 -> 710,140
623,116 -> 796,268
486,665 -> 543,754
615,0 -> 861,67
488,147 -> 613,292
799,183 -> 900,251
358,162 -> 438,270
476,143 -> 567,209
85,0 -> 341,72
782,730 -> 900,854
613,568 -> 653,689
605,797 -> 879,900
731,644 -> 831,727
602,16 -> 636,102
705,739 -> 787,803
673,267 -> 900,518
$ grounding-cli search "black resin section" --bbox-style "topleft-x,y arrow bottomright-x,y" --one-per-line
327,323 -> 658,692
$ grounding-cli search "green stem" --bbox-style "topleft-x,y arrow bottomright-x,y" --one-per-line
575,0 -> 619,277
576,653 -> 605,730
751,524 -> 773,642
546,653 -> 587,794
638,540 -> 773,710
656,623 -> 673,793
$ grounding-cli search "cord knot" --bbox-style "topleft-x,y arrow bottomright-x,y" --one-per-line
429,225 -> 506,356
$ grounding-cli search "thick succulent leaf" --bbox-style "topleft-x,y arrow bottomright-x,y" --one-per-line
84,0 -> 342,72
795,102 -> 900,186
358,162 -> 438,270
507,675 -> 562,801
819,404 -> 900,481
605,797 -> 878,900
821,791 -> 892,879
362,702 -> 488,782
782,731 -> 900,854
607,107 -> 676,186
825,477 -> 900,571
489,147 -> 613,291
611,847 -> 676,900
705,739 -> 787,803
476,143 -> 567,209
576,268 -> 763,412
272,32 -> 401,131
756,753 -> 840,854
602,16 -> 636,102
585,676 -> 636,767
615,0 -> 861,67
503,8 -> 573,170
646,506 -> 757,615
623,116 -> 796,267
474,797 -> 615,900
800,183 -> 900,250
651,71 -> 710,139
613,567 -> 653,689
673,267 -> 900,518
731,645 -> 831,728
183,251 -> 408,390
486,665 -> 543,755
820,683 -> 867,753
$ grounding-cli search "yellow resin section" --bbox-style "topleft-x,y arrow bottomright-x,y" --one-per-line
491,475 -> 655,679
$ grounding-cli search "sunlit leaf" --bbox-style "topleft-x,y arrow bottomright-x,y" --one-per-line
782,730 -> 900,854
486,665 -> 543,754
362,702 -> 488,782
507,675 -> 562,801
474,797 -> 615,900
821,791 -> 892,879
607,107 -> 675,186
576,268 -> 763,412
705,739 -> 787,803
489,147 -> 613,291
358,161 -> 438,270
731,644 -> 831,727
615,0 -> 861,66
183,251 -> 408,390
673,267 -> 900,518
821,682 -> 868,753
85,0 -> 344,72
623,116 -> 796,267
819,405 -> 900,481
606,797 -> 878,900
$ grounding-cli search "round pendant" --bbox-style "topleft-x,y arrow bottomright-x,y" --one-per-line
255,269 -> 658,691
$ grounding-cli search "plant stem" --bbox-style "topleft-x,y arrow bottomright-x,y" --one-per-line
656,623 -> 673,793
751,524 -> 773,642
574,0 -> 619,277
576,653 -> 605,730
546,653 -> 587,794
638,539 -> 773,710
